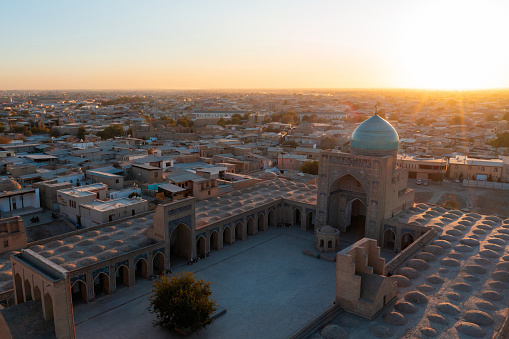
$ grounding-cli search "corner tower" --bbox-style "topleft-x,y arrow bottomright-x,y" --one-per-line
316,114 -> 414,244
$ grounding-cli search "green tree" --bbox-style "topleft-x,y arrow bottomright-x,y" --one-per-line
230,116 -> 241,125
160,116 -> 175,124
321,136 -> 338,150
97,124 -> 124,140
242,112 -> 251,120
148,271 -> 215,333
77,126 -> 87,140
301,160 -> 319,175
128,192 -> 140,198
282,140 -> 298,148
489,132 -> 509,148
176,117 -> 194,128
217,117 -> 226,127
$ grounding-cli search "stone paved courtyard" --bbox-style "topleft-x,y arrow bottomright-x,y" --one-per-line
74,227 -> 337,339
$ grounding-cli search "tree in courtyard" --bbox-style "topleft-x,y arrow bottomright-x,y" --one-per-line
148,271 -> 215,333
443,196 -> 459,209
301,160 -> 319,175
77,126 -> 87,140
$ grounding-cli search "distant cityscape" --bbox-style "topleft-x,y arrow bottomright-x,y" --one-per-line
0,88 -> 509,339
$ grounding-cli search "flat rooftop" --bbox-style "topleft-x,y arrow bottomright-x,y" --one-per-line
81,198 -> 145,211
58,184 -> 106,197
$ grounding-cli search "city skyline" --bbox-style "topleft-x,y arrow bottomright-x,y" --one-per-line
2,0 -> 509,90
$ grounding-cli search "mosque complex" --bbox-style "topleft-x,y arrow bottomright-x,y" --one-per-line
1,114 -> 509,338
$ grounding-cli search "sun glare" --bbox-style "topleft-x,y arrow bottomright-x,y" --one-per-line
393,1 -> 509,90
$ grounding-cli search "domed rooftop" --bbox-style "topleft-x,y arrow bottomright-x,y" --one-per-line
350,114 -> 399,156
0,179 -> 21,191
261,171 -> 277,179
319,225 -> 338,234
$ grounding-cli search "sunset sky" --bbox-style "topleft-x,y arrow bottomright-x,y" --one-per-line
1,0 -> 508,90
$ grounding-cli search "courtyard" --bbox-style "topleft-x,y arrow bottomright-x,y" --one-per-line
73,226 -> 337,339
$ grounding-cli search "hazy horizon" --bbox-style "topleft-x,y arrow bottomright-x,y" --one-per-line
2,0 -> 508,91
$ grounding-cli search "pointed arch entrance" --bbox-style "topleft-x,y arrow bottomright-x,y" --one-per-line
306,211 -> 315,232
71,280 -> 88,304
116,265 -> 129,289
197,236 -> 206,258
94,272 -> 110,298
170,223 -> 192,259
24,279 -> 32,301
43,293 -> 53,321
293,208 -> 301,227
235,221 -> 244,240
328,174 -> 368,237
343,198 -> 367,243
223,226 -> 232,245
153,252 -> 165,275
401,233 -> 414,251
210,230 -> 219,250
383,229 -> 396,250
258,213 -> 265,232
135,258 -> 149,280
247,217 -> 255,235
268,209 -> 276,227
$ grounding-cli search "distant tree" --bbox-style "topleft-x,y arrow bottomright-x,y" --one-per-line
262,118 -> 271,124
244,138 -> 252,144
176,117 -> 194,128
301,160 -> 319,175
230,117 -> 241,125
160,116 -> 175,124
485,114 -> 497,122
97,124 -> 124,140
242,112 -> 251,120
50,128 -> 61,138
77,126 -> 87,140
0,136 -> 12,144
489,132 -> 509,148
148,271 -> 215,333
282,140 -> 298,148
502,112 -> 509,121
0,123 -> 6,133
231,113 -> 243,120
128,192 -> 140,198
449,115 -> 466,125
321,136 -> 338,150
217,118 -> 226,127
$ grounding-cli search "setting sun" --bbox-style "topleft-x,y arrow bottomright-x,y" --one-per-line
392,1 -> 509,90
0,0 -> 508,90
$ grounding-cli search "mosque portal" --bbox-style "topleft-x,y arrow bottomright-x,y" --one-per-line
317,113 -> 415,244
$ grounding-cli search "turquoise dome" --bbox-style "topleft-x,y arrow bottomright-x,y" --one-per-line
350,114 -> 399,156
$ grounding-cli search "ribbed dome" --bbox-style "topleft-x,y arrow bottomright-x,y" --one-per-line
320,225 -> 338,234
350,114 -> 399,156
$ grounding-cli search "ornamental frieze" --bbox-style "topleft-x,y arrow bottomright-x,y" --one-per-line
329,156 -> 372,168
